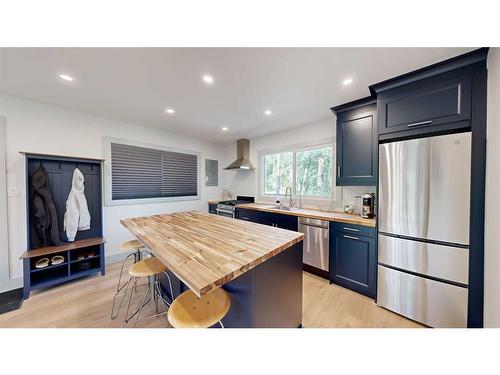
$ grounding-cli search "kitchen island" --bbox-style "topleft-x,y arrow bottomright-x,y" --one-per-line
121,211 -> 304,328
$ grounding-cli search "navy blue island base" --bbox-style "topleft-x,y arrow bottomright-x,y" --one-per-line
159,241 -> 303,328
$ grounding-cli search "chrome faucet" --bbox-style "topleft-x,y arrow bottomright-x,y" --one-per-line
285,187 -> 294,208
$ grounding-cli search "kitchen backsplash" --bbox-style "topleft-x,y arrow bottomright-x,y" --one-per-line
341,186 -> 376,210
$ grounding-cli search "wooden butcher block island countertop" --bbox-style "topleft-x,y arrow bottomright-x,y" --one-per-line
121,211 -> 304,297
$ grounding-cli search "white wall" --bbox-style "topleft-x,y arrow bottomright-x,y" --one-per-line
485,47 -> 500,327
0,95 -> 225,290
222,118 -> 375,209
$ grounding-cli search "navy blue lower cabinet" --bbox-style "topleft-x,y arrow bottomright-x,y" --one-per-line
208,203 -> 217,214
257,211 -> 298,231
235,208 -> 258,222
330,229 -> 376,299
236,208 -> 298,230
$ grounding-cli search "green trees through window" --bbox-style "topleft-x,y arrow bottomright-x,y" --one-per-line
263,145 -> 333,198
296,147 -> 332,197
264,151 -> 292,195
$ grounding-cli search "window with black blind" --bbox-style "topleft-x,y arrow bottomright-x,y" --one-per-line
110,142 -> 198,200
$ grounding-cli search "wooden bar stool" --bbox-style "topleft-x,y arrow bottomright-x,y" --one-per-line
122,257 -> 174,328
111,239 -> 151,319
167,288 -> 231,328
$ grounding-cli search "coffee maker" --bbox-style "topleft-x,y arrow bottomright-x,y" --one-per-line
361,193 -> 375,218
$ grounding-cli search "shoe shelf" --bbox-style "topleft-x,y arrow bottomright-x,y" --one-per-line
30,261 -> 68,273
22,238 -> 105,296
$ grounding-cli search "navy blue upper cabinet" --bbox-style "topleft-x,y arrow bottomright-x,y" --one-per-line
377,70 -> 472,136
370,48 -> 489,141
331,98 -> 377,186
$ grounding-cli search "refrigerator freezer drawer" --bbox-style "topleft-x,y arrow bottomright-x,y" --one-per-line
378,132 -> 471,245
377,265 -> 468,328
378,235 -> 469,285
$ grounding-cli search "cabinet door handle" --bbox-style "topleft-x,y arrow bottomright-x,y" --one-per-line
343,227 -> 359,232
337,165 -> 341,176
407,120 -> 432,128
343,235 -> 359,240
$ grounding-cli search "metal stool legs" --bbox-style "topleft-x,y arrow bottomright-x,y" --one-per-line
111,247 -> 152,319
111,251 -> 137,319
121,271 -> 175,328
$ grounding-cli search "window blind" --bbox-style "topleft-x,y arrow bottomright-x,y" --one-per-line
111,143 -> 198,200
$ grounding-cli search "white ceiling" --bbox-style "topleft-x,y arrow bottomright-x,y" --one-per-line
0,47 -> 474,143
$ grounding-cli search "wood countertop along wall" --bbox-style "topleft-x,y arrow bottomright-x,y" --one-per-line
236,203 -> 376,227
121,211 -> 304,297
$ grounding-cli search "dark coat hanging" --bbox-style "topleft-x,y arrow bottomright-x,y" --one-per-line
30,165 -> 64,248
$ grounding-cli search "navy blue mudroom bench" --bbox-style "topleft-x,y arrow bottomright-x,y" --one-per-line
20,152 -> 105,299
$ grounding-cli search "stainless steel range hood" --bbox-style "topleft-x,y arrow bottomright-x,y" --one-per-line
225,139 -> 255,170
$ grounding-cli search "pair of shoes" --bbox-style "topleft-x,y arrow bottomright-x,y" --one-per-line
34,255 -> 65,268
51,255 -> 65,265
76,252 -> 96,260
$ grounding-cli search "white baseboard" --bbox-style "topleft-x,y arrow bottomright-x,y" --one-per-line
0,277 -> 22,294
105,251 -> 129,265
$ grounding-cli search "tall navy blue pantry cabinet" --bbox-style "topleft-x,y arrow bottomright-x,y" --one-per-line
20,153 -> 105,299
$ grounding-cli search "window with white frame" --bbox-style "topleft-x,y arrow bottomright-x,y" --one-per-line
262,144 -> 334,199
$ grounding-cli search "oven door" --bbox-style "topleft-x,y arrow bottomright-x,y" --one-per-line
216,207 -> 235,218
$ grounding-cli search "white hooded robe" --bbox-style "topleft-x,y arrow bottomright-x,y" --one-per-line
64,168 -> 91,241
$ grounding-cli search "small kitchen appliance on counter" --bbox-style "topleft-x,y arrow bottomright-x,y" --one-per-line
361,193 -> 375,218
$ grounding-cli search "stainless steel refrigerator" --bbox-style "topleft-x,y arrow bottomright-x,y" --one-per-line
377,132 -> 471,328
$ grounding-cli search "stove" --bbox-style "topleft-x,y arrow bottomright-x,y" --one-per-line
216,196 -> 255,218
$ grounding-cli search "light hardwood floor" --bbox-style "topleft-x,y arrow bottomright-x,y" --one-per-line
0,260 -> 422,328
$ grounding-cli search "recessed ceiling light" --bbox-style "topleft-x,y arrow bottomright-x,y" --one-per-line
342,78 -> 353,85
221,127 -> 228,131
202,75 -> 214,84
264,109 -> 272,116
165,108 -> 175,115
59,74 -> 74,82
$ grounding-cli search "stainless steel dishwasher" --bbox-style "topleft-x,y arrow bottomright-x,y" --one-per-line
298,217 -> 329,272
